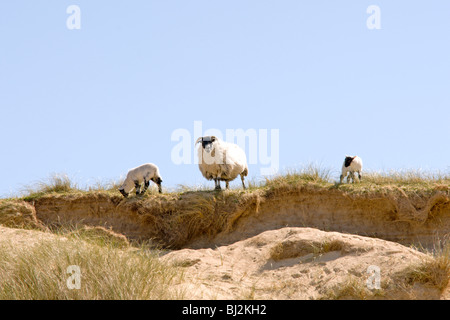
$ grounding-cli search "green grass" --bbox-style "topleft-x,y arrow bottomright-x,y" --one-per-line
0,235 -> 184,299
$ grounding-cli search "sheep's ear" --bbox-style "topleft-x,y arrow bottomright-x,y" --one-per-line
195,137 -> 203,145
211,136 -> 216,142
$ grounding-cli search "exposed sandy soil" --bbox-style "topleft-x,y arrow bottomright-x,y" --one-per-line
0,224 -> 447,299
28,187 -> 450,249
0,225 -> 60,250
0,186 -> 449,299
162,227 -> 448,300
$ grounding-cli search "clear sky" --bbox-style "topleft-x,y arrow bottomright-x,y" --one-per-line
1,1 -> 449,197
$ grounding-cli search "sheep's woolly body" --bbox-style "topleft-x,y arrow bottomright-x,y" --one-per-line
340,156 -> 363,183
119,163 -> 162,196
197,137 -> 248,189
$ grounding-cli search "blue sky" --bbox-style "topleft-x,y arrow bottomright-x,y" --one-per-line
1,1 -> 449,196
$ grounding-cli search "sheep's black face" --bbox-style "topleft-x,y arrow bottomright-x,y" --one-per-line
119,188 -> 129,198
201,136 -> 216,153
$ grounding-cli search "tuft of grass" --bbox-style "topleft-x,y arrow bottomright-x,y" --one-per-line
321,277 -> 385,300
0,237 -> 184,299
313,239 -> 347,255
363,170 -> 449,186
175,184 -> 212,193
269,238 -> 346,261
67,226 -> 130,249
402,240 -> 450,291
264,164 -> 333,193
22,173 -> 78,200
334,169 -> 450,197
86,178 -> 124,194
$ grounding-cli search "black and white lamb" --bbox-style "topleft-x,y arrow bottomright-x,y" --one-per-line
118,163 -> 163,197
340,155 -> 363,183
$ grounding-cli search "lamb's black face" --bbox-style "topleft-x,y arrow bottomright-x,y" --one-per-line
344,156 -> 355,168
152,177 -> 163,184
119,188 -> 129,198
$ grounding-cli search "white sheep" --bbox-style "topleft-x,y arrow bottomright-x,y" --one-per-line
196,136 -> 248,190
340,155 -> 363,183
118,163 -> 163,197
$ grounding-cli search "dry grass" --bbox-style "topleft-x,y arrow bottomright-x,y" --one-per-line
321,276 -> 385,300
138,190 -> 257,248
1,166 -> 449,300
86,178 -> 124,193
265,165 -> 332,189
21,173 -> 78,201
67,226 -> 130,249
269,238 -> 347,261
0,235 -> 184,299
313,239 -> 347,255
10,165 -> 448,250
0,200 -> 46,230
338,170 -> 450,195
402,240 -> 450,292
363,170 -> 449,186
17,166 -> 450,202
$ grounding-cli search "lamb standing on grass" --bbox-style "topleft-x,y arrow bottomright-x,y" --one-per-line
118,163 -> 163,197
340,156 -> 363,184
196,136 -> 248,190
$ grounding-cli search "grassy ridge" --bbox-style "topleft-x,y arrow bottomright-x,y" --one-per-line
4,166 -> 448,249
16,166 -> 450,201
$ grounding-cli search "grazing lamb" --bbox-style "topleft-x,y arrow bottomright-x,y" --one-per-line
196,136 -> 248,190
118,163 -> 163,197
340,155 -> 363,184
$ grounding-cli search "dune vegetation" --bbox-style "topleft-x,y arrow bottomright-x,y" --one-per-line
0,228 -> 185,299
0,166 -> 449,299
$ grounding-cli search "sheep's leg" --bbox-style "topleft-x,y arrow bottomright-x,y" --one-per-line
225,181 -> 229,190
340,174 -> 344,184
358,171 -> 362,182
134,180 -> 141,195
155,177 -> 163,194
214,179 -> 221,190
142,179 -> 150,194
241,174 -> 246,190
